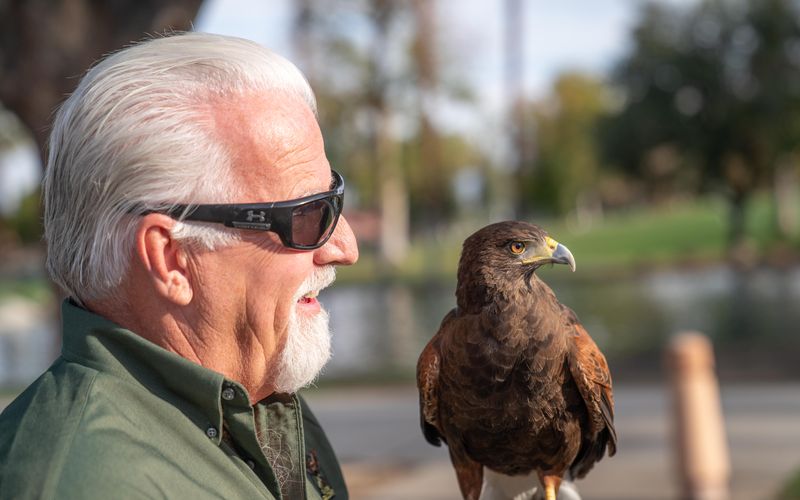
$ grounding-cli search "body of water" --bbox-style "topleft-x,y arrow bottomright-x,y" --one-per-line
1,265 -> 799,387
321,265 -> 800,382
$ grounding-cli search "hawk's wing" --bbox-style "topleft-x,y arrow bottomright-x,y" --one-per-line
565,309 -> 617,478
417,308 -> 456,446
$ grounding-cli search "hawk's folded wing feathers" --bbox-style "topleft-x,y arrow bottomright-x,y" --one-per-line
417,309 -> 457,447
567,321 -> 617,478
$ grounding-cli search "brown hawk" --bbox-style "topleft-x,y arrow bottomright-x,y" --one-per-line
417,221 -> 616,500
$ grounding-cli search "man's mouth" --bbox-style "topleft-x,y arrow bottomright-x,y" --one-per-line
298,290 -> 320,305
294,266 -> 337,313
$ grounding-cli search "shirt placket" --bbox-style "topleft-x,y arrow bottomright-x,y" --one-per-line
219,381 -> 282,498
259,393 -> 309,500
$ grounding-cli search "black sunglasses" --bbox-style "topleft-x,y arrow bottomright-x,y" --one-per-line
141,170 -> 344,250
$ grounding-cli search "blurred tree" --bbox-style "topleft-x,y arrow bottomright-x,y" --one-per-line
522,73 -> 609,219
410,0 -> 447,228
603,0 -> 800,247
0,104 -> 28,152
293,0 -> 411,266
292,0 -> 481,266
5,189 -> 42,245
0,0 -> 204,166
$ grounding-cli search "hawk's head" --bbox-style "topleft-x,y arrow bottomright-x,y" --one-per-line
456,221 -> 576,310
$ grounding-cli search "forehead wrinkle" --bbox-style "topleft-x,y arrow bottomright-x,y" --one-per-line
270,141 -> 325,176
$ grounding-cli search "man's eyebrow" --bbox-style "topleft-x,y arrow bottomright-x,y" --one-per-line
294,172 -> 337,198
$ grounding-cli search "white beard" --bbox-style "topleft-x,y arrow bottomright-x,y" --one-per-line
271,266 -> 335,394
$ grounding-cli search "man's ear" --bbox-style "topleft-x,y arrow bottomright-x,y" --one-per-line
134,214 -> 193,306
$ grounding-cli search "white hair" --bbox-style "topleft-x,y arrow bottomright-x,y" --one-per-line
42,32 -> 317,304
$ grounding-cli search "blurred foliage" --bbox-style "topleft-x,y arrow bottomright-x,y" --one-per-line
0,276 -> 51,303
292,0 -> 484,233
777,468 -> 800,500
521,73 -> 610,216
602,0 -> 800,245
3,189 -> 42,245
0,106 -> 29,152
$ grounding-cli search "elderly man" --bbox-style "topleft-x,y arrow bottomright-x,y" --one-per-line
0,32 -> 358,499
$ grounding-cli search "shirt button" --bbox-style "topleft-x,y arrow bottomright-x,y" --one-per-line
246,459 -> 256,470
206,426 -> 218,439
221,387 -> 236,401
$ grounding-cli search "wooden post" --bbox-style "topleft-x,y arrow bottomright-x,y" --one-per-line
666,332 -> 731,500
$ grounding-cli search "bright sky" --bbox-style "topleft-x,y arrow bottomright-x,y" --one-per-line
0,146 -> 39,215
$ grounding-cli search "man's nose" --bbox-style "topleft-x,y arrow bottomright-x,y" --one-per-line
314,215 -> 359,266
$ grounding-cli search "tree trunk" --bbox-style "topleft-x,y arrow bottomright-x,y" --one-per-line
412,0 -> 445,228
371,3 -> 409,268
773,159 -> 799,240
375,84 -> 410,268
728,191 -> 747,248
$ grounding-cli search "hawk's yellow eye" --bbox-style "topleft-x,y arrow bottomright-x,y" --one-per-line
509,241 -> 526,254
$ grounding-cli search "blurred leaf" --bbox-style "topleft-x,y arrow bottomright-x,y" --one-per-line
4,189 -> 42,245
0,106 -> 29,152
777,468 -> 800,500
522,72 -> 611,216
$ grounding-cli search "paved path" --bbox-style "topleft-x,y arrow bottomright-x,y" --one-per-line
304,382 -> 800,500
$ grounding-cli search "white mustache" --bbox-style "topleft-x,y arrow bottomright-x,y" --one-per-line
294,266 -> 337,301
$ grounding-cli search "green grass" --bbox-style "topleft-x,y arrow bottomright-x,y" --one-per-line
545,198 -> 729,270
0,278 -> 52,303
338,194 -> 792,284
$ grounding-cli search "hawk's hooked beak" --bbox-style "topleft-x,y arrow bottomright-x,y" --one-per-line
522,236 -> 576,272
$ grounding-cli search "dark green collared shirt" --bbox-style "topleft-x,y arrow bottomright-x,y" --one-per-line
0,301 -> 347,499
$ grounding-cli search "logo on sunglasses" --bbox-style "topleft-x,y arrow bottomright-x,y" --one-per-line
231,209 -> 272,230
246,210 -> 266,222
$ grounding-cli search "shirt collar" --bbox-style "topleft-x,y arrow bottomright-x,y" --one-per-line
60,299 -> 250,444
